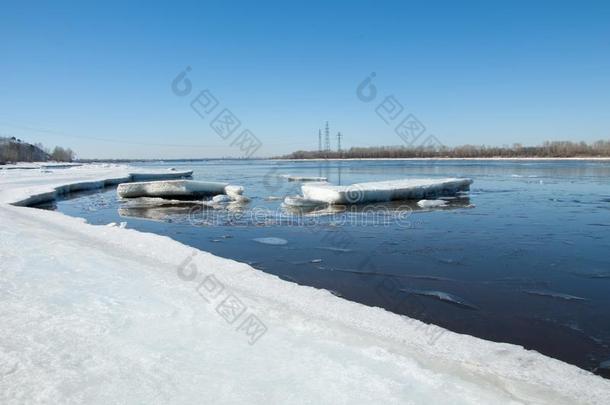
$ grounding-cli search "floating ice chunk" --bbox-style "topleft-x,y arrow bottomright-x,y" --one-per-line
253,237 -> 288,245
322,267 -> 379,276
586,273 -> 610,279
105,221 -> 127,228
302,178 -> 473,205
230,195 -> 250,203
404,275 -> 455,282
524,290 -> 587,301
286,176 -> 328,182
212,194 -> 232,204
317,246 -> 353,253
224,185 -> 244,198
117,180 -> 229,199
595,359 -> 610,377
290,258 -> 324,265
265,196 -> 283,201
283,195 -> 328,207
403,289 -> 479,310
417,199 -> 449,208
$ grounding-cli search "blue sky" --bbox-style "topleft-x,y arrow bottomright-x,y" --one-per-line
1,0 -> 609,158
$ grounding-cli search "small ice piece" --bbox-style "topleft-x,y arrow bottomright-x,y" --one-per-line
117,180 -> 228,199
283,195 -> 328,207
212,194 -> 232,204
291,258 -> 324,265
524,290 -> 587,301
595,359 -> 610,377
325,267 -> 378,276
302,178 -> 473,205
404,275 -> 454,282
417,199 -> 448,208
230,195 -> 250,203
287,176 -> 328,182
119,222 -> 127,229
404,289 -> 478,310
265,196 -> 283,201
253,237 -> 288,246
224,185 -> 244,198
106,222 -> 117,227
317,246 -> 353,253
328,290 -> 343,297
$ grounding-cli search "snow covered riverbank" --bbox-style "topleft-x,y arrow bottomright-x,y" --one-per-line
0,164 -> 609,404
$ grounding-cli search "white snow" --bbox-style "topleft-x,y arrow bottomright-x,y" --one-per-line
117,180 -> 228,199
302,178 -> 473,204
0,161 -> 83,170
0,165 -> 609,404
0,164 -> 193,206
417,199 -> 449,208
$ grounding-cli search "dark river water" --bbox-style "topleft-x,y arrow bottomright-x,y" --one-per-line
35,159 -> 610,376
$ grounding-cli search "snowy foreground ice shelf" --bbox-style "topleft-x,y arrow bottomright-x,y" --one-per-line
300,178 -> 473,204
1,165 -> 609,404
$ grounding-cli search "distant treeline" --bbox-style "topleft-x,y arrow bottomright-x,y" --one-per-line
280,140 -> 610,159
0,136 -> 75,164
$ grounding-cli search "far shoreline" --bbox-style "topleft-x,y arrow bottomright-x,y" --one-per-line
271,156 -> 610,161
3,156 -> 610,168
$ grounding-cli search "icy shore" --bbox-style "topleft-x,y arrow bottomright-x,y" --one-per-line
0,165 -> 609,404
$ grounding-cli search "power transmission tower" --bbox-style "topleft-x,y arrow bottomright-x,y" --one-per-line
318,129 -> 322,152
324,121 -> 330,152
336,132 -> 342,152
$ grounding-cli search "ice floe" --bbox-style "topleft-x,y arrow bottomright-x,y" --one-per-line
224,185 -> 244,198
316,246 -> 353,253
283,195 -> 328,207
524,290 -> 588,301
417,199 -> 449,208
117,180 -> 229,199
253,237 -> 288,245
286,175 -> 328,182
301,178 -> 473,204
212,194 -> 232,204
402,289 -> 479,310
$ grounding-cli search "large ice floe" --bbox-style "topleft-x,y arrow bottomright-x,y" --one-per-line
1,165 -> 609,404
285,178 -> 473,206
116,179 -> 237,199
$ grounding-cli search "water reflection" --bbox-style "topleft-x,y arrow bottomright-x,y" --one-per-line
117,196 -> 472,224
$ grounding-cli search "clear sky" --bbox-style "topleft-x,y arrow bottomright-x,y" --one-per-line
1,0 -> 609,159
